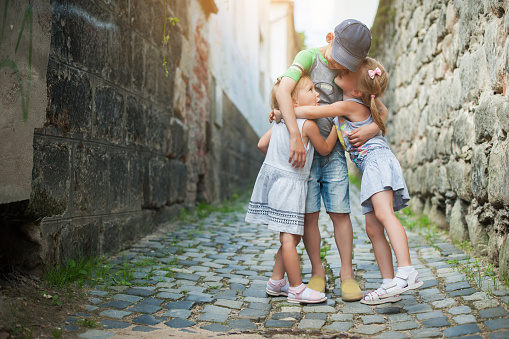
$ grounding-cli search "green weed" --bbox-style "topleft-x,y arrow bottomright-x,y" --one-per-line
348,173 -> 362,189
51,327 -> 63,338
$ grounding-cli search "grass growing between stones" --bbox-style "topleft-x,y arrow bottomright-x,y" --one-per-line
396,208 -> 509,295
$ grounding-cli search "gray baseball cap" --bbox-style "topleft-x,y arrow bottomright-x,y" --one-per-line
331,19 -> 372,72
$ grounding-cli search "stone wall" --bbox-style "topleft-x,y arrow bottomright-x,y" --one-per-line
0,0 -> 264,273
373,0 -> 509,278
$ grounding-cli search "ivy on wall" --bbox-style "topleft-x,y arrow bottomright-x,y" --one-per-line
162,0 -> 179,77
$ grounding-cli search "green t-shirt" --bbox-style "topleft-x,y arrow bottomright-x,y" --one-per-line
283,47 -> 328,82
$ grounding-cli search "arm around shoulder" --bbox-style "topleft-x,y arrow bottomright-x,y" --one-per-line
303,120 -> 337,156
258,128 -> 272,155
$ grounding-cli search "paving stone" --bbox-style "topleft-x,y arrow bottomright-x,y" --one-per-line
360,315 -> 384,324
306,313 -> 327,320
131,325 -> 159,332
443,324 -> 482,337
342,303 -> 374,314
201,323 -> 230,332
99,301 -> 132,309
479,307 -> 509,319
416,311 -> 444,320
163,309 -> 192,318
491,330 -> 509,339
446,281 -> 471,292
323,322 -> 353,332
238,308 -> 268,321
88,290 -> 109,297
454,314 -> 477,324
184,294 -> 215,303
462,291 -> 490,301
375,306 -> 401,314
330,314 -> 353,321
203,305 -> 231,315
124,288 -> 155,297
99,319 -> 131,329
215,299 -> 243,309
127,304 -> 161,314
374,331 -> 410,339
419,288 -> 445,302
163,301 -> 195,310
156,292 -> 183,300
164,318 -> 196,328
421,279 -> 439,289
244,296 -> 269,303
485,318 -> 509,330
227,319 -> 257,330
409,328 -> 443,338
298,319 -> 325,329
353,325 -> 385,335
432,298 -> 457,309
422,317 -> 450,327
387,313 -> 413,323
139,298 -> 164,306
390,320 -> 419,330
132,315 -> 165,326
270,312 -> 300,321
249,302 -> 271,311
175,273 -> 201,281
78,329 -> 114,338
265,320 -> 293,328
112,294 -> 143,303
99,309 -> 131,319
474,299 -> 501,310
403,303 -> 432,314
449,288 -> 477,297
302,305 -> 336,313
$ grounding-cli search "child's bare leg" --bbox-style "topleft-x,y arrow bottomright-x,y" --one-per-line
303,212 -> 326,277
280,232 -> 303,287
365,211 -> 394,279
370,190 -> 411,267
329,212 -> 354,280
271,246 -> 285,281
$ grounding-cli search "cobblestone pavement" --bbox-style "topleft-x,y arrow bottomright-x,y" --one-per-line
67,187 -> 509,338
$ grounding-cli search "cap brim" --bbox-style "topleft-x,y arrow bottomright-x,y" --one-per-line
331,40 -> 363,72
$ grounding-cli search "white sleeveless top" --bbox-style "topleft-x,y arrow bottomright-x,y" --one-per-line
264,119 -> 315,177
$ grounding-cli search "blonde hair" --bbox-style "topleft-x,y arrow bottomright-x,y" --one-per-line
270,76 -> 313,109
356,57 -> 389,136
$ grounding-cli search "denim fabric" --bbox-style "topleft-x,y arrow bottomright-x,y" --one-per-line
305,151 -> 350,214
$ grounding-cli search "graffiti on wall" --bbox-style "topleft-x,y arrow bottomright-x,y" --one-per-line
0,0 -> 33,122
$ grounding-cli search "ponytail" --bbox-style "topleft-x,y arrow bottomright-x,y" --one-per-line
370,95 -> 386,136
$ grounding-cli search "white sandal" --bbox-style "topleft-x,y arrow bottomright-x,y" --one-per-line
360,290 -> 402,305
382,270 -> 424,298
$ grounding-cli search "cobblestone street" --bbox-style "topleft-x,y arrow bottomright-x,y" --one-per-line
68,186 -> 509,339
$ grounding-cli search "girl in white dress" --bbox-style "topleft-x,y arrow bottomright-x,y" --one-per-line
246,76 -> 337,303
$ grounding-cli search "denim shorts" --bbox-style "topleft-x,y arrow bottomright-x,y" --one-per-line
305,150 -> 351,214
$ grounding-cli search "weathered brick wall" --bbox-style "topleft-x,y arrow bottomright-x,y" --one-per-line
373,0 -> 509,278
1,0 -> 264,272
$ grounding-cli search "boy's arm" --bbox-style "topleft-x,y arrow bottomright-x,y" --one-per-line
276,77 -> 306,168
257,127 -> 272,155
348,98 -> 388,147
304,122 -> 337,156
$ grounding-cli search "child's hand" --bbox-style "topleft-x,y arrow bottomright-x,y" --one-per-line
348,126 -> 369,147
269,109 -> 283,124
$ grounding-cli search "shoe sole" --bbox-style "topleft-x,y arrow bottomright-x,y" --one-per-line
287,296 -> 327,304
360,295 -> 402,305
381,280 -> 424,299
342,292 -> 363,302
265,288 -> 288,297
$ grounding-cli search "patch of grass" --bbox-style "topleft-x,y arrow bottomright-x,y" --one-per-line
76,317 -> 100,328
43,255 -> 104,289
51,327 -> 63,338
348,173 -> 362,189
320,241 -> 331,260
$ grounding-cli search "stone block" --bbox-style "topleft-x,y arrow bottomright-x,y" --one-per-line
448,199 -> 469,243
66,0 -> 109,75
46,60 -> 92,135
446,160 -> 472,201
466,212 -> 489,256
471,144 -> 489,203
94,84 -> 125,143
147,156 -> 170,208
59,218 -> 101,260
131,33 -> 145,94
126,95 -> 147,146
488,140 -> 509,206
168,119 -> 188,159
107,14 -> 131,88
499,235 -> 509,280
73,145 -> 109,215
484,19 -> 506,93
30,138 -> 71,218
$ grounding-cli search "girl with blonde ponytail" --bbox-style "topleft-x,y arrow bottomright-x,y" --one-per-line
275,57 -> 422,305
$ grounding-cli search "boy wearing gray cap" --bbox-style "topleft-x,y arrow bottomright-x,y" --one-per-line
274,19 -> 388,301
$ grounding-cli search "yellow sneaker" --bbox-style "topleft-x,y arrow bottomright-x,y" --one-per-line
341,278 -> 362,301
307,275 -> 326,293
